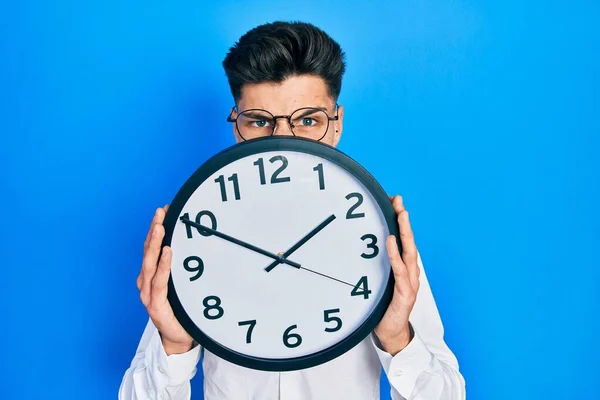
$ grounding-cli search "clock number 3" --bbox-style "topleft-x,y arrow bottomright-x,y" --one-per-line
254,156 -> 291,185
360,234 -> 379,259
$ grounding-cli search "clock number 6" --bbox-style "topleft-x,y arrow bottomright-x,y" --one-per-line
360,234 -> 379,259
183,255 -> 204,281
238,320 -> 257,344
283,324 -> 302,348
324,308 -> 342,332
203,295 -> 224,320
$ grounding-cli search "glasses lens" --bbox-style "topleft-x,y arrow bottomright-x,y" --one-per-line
237,110 -> 275,139
290,109 -> 330,140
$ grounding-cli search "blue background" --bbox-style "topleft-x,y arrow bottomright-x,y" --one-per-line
1,1 -> 598,399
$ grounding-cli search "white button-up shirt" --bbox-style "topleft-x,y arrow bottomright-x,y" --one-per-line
119,256 -> 465,399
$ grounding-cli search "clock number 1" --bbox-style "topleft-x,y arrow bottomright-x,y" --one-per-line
215,173 -> 241,202
351,276 -> 371,299
313,163 -> 325,190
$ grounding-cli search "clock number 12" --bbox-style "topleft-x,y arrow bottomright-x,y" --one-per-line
254,156 -> 291,185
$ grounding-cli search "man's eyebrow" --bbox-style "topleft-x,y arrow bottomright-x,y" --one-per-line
242,111 -> 272,119
294,107 -> 328,118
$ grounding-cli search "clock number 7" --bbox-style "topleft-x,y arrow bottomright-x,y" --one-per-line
238,319 -> 257,344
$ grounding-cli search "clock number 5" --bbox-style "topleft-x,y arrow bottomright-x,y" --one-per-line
254,156 -> 291,185
360,234 -> 379,259
324,308 -> 342,332
283,324 -> 302,348
345,192 -> 365,219
238,320 -> 257,344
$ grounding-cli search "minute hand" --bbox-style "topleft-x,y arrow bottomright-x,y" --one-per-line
264,214 -> 336,272
180,217 -> 301,268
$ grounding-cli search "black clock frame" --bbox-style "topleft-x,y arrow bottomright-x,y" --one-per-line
162,136 -> 400,372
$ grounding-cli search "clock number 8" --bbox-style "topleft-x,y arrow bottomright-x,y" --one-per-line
183,255 -> 204,281
283,324 -> 302,348
203,295 -> 224,320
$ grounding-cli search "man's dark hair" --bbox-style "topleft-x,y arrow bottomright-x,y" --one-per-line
222,21 -> 346,103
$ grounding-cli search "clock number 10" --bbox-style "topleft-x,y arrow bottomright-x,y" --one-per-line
183,211 -> 217,238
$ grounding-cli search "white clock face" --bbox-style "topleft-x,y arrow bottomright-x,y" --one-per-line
166,140 -> 395,370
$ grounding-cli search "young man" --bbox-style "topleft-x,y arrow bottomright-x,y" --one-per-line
120,21 -> 465,400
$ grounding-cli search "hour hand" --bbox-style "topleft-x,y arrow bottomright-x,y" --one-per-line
180,216 -> 301,268
265,214 -> 336,272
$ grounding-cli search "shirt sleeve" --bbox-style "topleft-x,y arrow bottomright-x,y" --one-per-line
118,318 -> 202,400
371,253 -> 466,400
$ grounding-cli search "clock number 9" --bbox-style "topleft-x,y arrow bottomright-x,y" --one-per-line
183,211 -> 217,238
203,295 -> 224,320
283,324 -> 302,348
323,308 -> 342,332
345,192 -> 365,219
183,255 -> 204,281
360,234 -> 379,259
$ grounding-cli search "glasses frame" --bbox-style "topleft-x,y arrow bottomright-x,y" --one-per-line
227,104 -> 339,142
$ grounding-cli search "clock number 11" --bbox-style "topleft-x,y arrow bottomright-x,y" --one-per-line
215,173 -> 241,202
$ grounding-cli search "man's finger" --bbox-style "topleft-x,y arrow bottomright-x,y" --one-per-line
391,195 -> 405,214
151,246 -> 172,302
386,235 -> 412,297
141,223 -> 165,304
398,210 -> 419,290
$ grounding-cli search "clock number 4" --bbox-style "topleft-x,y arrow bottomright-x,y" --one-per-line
203,295 -> 224,320
345,192 -> 365,219
351,276 -> 372,299
254,156 -> 291,185
283,324 -> 302,348
238,319 -> 257,344
183,211 -> 217,238
215,173 -> 241,202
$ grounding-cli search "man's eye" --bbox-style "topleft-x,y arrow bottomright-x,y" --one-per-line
250,120 -> 270,128
301,118 -> 316,127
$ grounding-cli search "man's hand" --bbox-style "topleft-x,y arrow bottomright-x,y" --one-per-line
374,195 -> 420,356
137,205 -> 194,355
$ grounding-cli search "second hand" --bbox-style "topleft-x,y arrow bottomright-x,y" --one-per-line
297,266 -> 355,288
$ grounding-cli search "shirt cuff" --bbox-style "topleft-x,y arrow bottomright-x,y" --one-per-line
370,329 -> 433,397
145,329 -> 201,388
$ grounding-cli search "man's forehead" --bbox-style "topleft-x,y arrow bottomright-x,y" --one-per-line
237,75 -> 335,112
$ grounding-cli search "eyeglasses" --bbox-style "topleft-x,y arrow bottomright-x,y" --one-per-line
227,105 -> 339,142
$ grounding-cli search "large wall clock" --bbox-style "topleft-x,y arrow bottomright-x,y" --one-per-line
163,136 -> 400,371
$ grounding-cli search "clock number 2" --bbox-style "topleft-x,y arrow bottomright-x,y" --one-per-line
283,324 -> 302,348
203,295 -> 224,320
254,156 -> 291,185
183,255 -> 204,281
183,211 -> 217,238
351,276 -> 371,299
345,192 -> 365,219
360,234 -> 379,259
